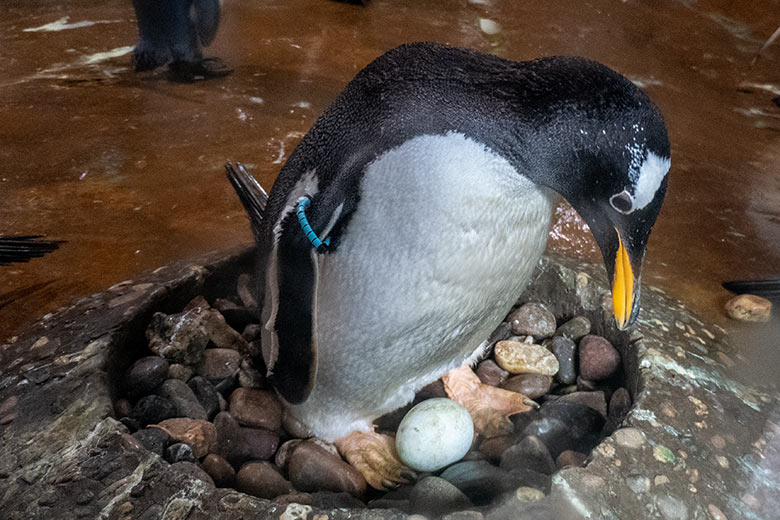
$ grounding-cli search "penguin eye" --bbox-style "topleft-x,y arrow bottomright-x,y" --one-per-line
610,191 -> 634,214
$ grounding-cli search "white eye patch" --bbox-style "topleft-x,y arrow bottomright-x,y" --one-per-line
615,150 -> 670,214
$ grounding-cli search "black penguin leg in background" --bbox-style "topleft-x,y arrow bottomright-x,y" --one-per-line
131,0 -> 232,81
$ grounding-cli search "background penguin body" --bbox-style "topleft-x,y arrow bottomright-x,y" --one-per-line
234,42 -> 671,443
131,0 -> 230,80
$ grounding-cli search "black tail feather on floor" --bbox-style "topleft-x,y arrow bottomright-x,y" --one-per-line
0,236 -> 62,266
723,279 -> 780,301
225,162 -> 268,243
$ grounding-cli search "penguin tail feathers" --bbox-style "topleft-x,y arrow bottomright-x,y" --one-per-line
193,0 -> 221,47
0,236 -> 63,266
226,163 -> 268,242
132,43 -> 171,72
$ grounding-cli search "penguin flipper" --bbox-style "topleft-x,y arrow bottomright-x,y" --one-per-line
0,236 -> 62,266
225,163 -> 268,242
192,0 -> 221,47
269,191 -> 351,405
723,279 -> 780,302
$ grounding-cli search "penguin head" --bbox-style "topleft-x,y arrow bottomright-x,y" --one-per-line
533,82 -> 671,330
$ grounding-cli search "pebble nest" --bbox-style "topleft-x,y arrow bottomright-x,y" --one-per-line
113,273 -> 633,518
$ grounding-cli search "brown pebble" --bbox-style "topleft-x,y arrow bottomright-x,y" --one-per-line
229,388 -> 283,431
560,391 -> 607,418
114,398 -> 132,418
556,450 -> 587,468
275,439 -> 304,469
725,294 -> 771,322
150,418 -> 217,458
478,434 -> 516,462
578,335 -> 621,381
198,348 -> 241,380
236,461 -> 292,499
201,454 -> 236,488
168,363 -> 194,382
243,427 -> 279,460
608,388 -> 632,420
288,440 -> 367,497
507,303 -> 557,339
476,359 -> 508,387
501,374 -> 551,399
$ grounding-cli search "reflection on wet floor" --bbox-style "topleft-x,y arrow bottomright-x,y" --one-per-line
1,0 -> 779,351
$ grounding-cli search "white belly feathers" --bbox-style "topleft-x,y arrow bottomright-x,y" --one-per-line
285,132 -> 555,441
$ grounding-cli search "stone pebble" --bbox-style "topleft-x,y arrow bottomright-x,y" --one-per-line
131,395 -> 178,426
213,411 -> 277,467
558,391 -> 608,419
494,341 -> 559,376
408,476 -> 472,517
725,294 -> 772,322
157,379 -> 207,420
132,428 -> 171,458
550,336 -> 577,385
168,363 -> 194,382
554,316 -> 591,340
578,335 -> 621,381
287,440 -> 367,497
475,359 -> 508,387
150,417 -> 217,458
507,303 -> 557,339
188,376 -> 221,419
312,491 -> 366,509
555,450 -> 587,468
114,398 -> 132,418
439,460 -> 540,505
166,442 -> 197,463
197,348 -> 241,381
499,435 -> 556,475
146,310 -> 209,365
501,373 -> 551,399
125,356 -> 169,397
201,453 -> 236,488
229,388 -> 282,432
235,461 -> 292,499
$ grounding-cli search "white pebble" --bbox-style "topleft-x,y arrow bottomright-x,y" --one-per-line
396,398 -> 474,472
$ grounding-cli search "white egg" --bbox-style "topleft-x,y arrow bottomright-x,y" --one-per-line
395,398 -> 474,472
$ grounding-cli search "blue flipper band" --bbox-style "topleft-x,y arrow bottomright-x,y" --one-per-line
297,197 -> 331,251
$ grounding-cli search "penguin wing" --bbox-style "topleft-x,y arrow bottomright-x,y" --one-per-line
192,0 -> 221,47
267,183 -> 355,405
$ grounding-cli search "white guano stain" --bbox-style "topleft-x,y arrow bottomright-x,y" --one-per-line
24,16 -> 121,32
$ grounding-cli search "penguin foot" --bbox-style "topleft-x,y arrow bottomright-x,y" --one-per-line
168,58 -> 233,83
442,365 -> 538,438
334,431 -> 416,490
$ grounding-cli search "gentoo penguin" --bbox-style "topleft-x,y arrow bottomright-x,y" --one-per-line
228,42 -> 670,488
131,0 -> 232,81
0,236 -> 61,266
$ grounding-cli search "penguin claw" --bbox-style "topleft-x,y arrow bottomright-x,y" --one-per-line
334,431 -> 414,490
442,365 -> 536,438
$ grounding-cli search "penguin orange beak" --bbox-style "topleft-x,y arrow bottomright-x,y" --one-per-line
612,231 -> 636,330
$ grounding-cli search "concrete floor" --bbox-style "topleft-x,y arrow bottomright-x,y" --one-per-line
1,0 -> 779,363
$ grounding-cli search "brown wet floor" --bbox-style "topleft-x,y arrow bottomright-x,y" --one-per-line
1,0 -> 779,349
